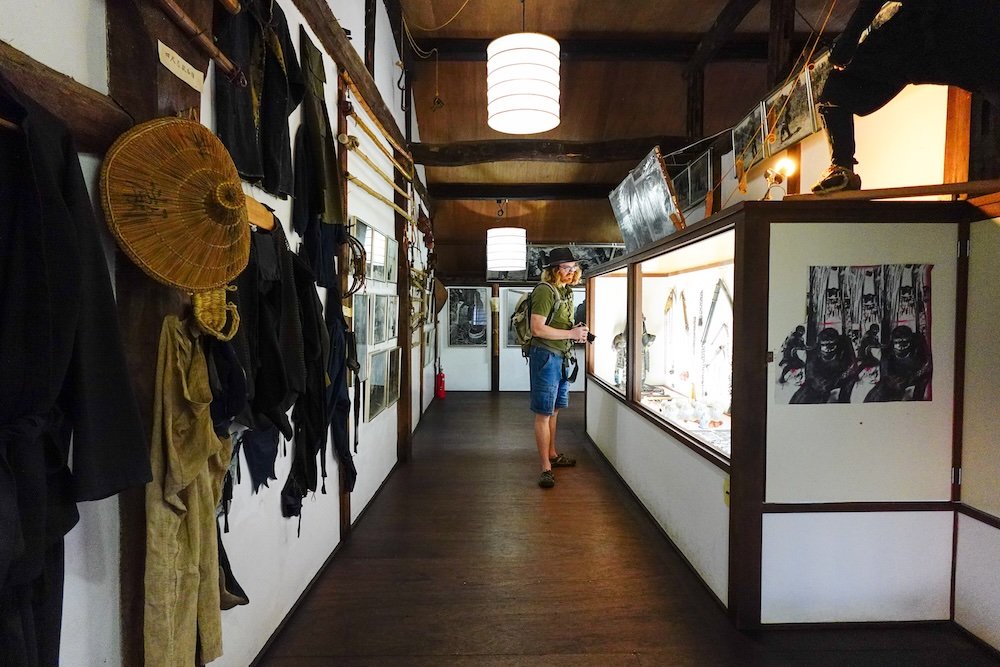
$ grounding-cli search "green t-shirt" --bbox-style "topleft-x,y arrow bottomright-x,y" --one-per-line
530,282 -> 574,355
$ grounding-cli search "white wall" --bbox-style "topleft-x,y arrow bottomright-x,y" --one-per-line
762,512 -> 953,623
766,222 -> 957,503
587,381 -> 730,604
956,515 -> 1000,651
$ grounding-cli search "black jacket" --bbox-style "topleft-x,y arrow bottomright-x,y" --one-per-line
0,75 -> 151,666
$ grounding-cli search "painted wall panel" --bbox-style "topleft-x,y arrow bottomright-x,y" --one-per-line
955,515 -> 1000,652
587,382 -> 730,604
766,223 -> 957,502
961,218 -> 1000,517
761,512 -> 953,623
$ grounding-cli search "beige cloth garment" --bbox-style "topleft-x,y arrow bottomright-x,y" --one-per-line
145,315 -> 232,666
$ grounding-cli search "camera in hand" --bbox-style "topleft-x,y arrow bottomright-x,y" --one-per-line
586,331 -> 596,343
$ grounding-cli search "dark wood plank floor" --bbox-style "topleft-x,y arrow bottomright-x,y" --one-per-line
258,392 -> 999,666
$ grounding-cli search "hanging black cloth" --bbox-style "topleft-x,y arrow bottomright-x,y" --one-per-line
237,425 -> 280,492
0,75 -> 151,667
281,253 -> 332,519
230,222 -> 305,439
324,273 -> 358,492
292,26 -> 345,288
205,337 -> 248,438
214,0 -> 304,198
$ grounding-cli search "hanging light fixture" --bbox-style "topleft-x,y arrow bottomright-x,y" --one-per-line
487,227 -> 527,271
486,0 -> 560,135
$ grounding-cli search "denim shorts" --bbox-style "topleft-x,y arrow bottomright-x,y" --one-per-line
529,345 -> 570,415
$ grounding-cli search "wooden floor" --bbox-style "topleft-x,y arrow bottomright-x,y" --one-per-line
259,392 -> 999,666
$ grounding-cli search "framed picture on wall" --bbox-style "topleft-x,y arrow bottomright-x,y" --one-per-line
732,103 -> 766,175
387,295 -> 398,340
672,167 -> 690,212
807,49 -> 833,129
351,217 -> 374,280
367,349 -> 388,421
525,245 -> 625,281
425,327 -> 436,367
688,150 -> 712,208
448,287 -> 488,346
386,238 -> 398,284
353,293 -> 369,347
763,68 -> 815,156
373,294 -> 388,345
371,230 -> 387,282
387,347 -> 401,406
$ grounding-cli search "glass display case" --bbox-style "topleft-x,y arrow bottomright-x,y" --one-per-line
638,230 -> 733,456
591,267 -> 628,393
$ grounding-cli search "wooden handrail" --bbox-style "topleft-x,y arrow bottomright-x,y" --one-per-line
785,178 -> 1000,202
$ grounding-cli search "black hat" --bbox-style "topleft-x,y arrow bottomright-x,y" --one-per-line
544,247 -> 578,268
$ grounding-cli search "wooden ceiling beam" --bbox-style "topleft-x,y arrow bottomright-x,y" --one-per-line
415,34 -> 813,62
685,0 -> 761,75
411,136 -> 691,166
428,183 -> 616,200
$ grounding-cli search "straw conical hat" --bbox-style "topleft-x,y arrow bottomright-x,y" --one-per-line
100,117 -> 250,292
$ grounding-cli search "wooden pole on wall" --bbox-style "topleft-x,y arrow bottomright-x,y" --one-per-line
337,67 -> 354,540
395,148 -> 414,463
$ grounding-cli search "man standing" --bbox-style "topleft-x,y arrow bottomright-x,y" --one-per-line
529,248 -> 590,488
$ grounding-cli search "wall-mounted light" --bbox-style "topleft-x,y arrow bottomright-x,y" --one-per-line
486,1 -> 560,135
762,157 -> 798,201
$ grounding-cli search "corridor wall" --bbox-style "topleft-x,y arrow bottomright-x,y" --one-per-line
1,0 -> 422,664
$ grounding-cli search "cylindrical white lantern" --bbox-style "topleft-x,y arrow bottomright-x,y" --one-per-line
486,227 -> 527,271
487,32 -> 560,135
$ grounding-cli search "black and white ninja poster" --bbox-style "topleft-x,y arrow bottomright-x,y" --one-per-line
775,264 -> 933,404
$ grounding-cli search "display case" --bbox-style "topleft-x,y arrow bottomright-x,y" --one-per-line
591,268 -> 628,393
638,230 -> 734,456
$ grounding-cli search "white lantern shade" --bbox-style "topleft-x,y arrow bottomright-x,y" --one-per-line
486,227 -> 527,271
487,32 -> 560,135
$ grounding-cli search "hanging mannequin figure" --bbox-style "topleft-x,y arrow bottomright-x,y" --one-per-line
811,0 -> 1000,194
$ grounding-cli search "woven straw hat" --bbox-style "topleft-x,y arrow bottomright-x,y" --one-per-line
100,117 -> 250,292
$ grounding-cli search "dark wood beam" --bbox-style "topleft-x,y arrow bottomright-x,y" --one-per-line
411,136 -> 691,166
364,0 -> 376,74
685,0 -> 761,76
428,183 -> 616,200
767,0 -> 796,86
417,34 -> 814,62
685,69 -> 705,139
0,40 -> 134,154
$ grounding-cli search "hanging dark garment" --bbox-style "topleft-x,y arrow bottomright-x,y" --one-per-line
281,253 -> 332,519
0,75 -> 150,666
230,222 -> 305,439
325,279 -> 357,492
238,425 -> 280,492
214,0 -> 304,197
205,337 -> 248,438
292,26 -> 345,288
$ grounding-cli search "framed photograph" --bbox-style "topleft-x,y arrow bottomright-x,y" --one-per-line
732,103 -> 766,176
386,347 -> 401,406
672,168 -> 690,212
505,288 -> 532,346
371,230 -> 387,282
807,49 -> 833,129
387,295 -> 399,340
385,238 -> 398,284
353,293 -> 369,347
448,287 -> 488,346
367,349 -> 388,421
373,293 -> 388,345
688,150 -> 712,208
351,217 -> 373,280
764,69 -> 815,156
525,244 -> 625,281
486,268 -> 528,283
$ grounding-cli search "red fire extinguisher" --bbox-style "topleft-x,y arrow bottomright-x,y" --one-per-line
435,361 -> 446,399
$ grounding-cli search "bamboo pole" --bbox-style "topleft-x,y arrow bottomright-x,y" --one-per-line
155,0 -> 245,84
347,172 -> 414,221
216,0 -> 241,14
339,134 -> 409,199
341,70 -> 412,161
346,109 -> 413,179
